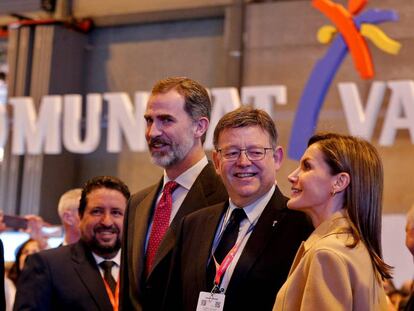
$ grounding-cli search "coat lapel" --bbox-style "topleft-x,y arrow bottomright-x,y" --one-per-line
152,179 -> 207,269
132,182 -> 161,285
288,242 -> 305,276
173,162 -> 219,227
227,187 -> 288,292
71,241 -> 112,310
150,163 -> 223,274
196,202 -> 228,290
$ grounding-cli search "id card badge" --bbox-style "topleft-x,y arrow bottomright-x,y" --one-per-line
196,291 -> 225,311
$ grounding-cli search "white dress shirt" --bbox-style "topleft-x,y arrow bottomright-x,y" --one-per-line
145,156 -> 209,251
92,249 -> 121,282
161,156 -> 208,223
211,184 -> 276,292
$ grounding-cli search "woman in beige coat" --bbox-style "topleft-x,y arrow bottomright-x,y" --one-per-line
273,133 -> 391,311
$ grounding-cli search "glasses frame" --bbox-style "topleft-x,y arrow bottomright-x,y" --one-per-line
216,147 -> 274,162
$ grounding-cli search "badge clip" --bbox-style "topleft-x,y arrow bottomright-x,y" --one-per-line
211,284 -> 224,296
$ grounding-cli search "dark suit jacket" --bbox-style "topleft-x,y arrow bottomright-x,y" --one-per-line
120,162 -> 228,311
166,186 -> 313,311
13,240 -> 113,311
0,240 -> 5,311
405,292 -> 414,311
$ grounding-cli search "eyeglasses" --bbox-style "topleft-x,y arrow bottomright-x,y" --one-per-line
217,147 -> 274,161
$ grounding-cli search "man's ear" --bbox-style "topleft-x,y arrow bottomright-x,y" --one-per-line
194,117 -> 209,139
272,146 -> 284,171
62,211 -> 75,226
333,172 -> 350,193
212,150 -> 221,175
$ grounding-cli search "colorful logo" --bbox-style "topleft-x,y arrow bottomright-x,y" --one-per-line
288,0 -> 402,160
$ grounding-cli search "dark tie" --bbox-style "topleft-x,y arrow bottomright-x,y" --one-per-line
145,181 -> 179,276
214,208 -> 247,263
207,208 -> 246,285
99,260 -> 116,294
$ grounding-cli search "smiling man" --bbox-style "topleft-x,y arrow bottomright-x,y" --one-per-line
14,176 -> 130,311
165,107 -> 313,311
120,77 -> 227,311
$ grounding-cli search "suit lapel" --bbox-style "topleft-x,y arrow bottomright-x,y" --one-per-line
71,241 -> 112,310
227,187 -> 288,292
152,178 -> 207,269
132,182 -> 161,285
196,202 -> 228,290
150,163 -> 221,274
173,162 -> 219,226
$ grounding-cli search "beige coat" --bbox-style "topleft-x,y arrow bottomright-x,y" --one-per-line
273,211 -> 388,311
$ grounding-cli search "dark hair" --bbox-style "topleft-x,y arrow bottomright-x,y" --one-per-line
79,176 -> 130,218
151,76 -> 211,143
308,132 -> 392,280
8,239 -> 38,286
213,106 -> 278,149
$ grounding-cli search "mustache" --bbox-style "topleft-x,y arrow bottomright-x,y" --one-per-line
148,137 -> 171,147
94,225 -> 119,234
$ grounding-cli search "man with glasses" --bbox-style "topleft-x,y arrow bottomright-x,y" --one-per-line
165,107 -> 313,311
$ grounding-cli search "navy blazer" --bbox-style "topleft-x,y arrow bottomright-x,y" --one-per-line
120,162 -> 228,311
0,240 -> 5,311
14,240 -> 113,311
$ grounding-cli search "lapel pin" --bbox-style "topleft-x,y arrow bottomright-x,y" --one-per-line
272,220 -> 278,227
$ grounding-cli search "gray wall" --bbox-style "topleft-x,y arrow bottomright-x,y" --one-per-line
78,17 -> 226,195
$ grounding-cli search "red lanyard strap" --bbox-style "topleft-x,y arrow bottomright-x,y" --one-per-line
212,223 -> 255,288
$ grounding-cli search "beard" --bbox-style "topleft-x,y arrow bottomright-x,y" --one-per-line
84,225 -> 122,258
148,133 -> 194,168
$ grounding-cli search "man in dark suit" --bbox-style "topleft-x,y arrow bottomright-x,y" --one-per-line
120,77 -> 227,311
14,176 -> 130,311
166,107 -> 313,311
404,205 -> 414,311
0,239 -> 5,311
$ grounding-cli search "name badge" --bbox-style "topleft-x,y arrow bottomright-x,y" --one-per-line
196,291 -> 225,311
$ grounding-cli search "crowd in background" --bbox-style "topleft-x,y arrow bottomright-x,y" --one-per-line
0,188 -> 82,310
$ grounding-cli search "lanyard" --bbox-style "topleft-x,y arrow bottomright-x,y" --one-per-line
211,223 -> 255,291
103,277 -> 119,311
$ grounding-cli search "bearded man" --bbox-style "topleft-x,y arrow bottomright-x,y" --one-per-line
120,77 -> 227,311
14,176 -> 130,311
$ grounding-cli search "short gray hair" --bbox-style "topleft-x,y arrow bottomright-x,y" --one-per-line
57,188 -> 82,218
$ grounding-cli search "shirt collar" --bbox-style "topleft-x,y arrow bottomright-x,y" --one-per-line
92,249 -> 121,266
162,156 -> 208,190
228,184 -> 276,225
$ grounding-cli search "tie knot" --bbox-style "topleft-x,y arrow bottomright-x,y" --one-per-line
230,208 -> 246,224
99,260 -> 115,272
163,181 -> 179,194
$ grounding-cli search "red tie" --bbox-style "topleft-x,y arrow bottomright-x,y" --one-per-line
145,181 -> 179,276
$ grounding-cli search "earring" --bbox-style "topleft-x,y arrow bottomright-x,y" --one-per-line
331,189 -> 336,196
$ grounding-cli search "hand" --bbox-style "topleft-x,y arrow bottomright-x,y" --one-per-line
0,211 -> 6,232
24,215 -> 49,249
